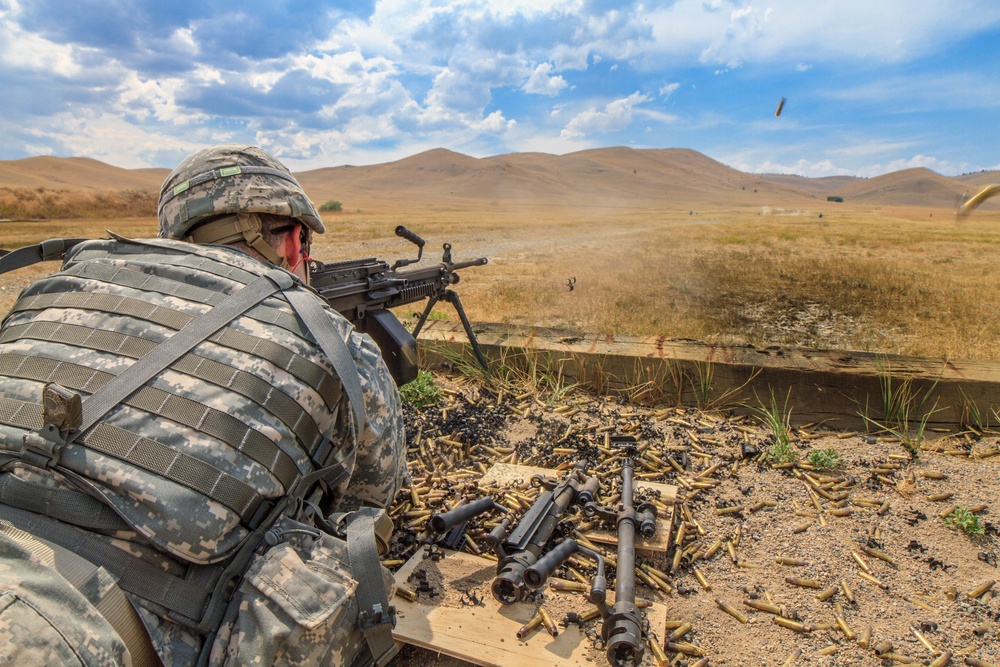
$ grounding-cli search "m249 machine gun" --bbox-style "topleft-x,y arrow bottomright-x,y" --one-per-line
426,464 -> 600,604
309,226 -> 489,386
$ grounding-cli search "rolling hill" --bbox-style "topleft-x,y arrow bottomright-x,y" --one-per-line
1,148 -> 997,212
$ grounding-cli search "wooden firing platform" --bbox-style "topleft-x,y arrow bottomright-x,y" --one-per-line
392,547 -> 668,667
478,463 -> 678,556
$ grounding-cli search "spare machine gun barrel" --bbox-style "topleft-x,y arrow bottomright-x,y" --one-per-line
582,435 -> 658,667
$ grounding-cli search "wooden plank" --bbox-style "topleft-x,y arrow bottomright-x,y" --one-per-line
478,463 -> 676,556
417,320 -> 1000,431
393,547 -> 667,667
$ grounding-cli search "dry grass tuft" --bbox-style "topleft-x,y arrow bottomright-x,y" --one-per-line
0,187 -> 158,220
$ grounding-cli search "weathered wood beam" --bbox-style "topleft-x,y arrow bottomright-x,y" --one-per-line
416,321 -> 999,432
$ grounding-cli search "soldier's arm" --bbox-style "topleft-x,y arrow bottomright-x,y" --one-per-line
338,329 -> 406,510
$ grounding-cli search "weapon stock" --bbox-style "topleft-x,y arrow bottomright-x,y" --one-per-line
309,226 -> 489,385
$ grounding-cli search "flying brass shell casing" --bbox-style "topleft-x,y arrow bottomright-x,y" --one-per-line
666,622 -> 693,642
785,576 -> 823,589
538,607 -> 559,637
816,586 -> 838,601
647,635 -> 669,667
744,599 -> 781,614
775,557 -> 808,566
715,598 -> 748,623
927,651 -> 952,667
773,616 -> 811,633
781,648 -> 802,667
910,625 -> 936,653
967,580 -> 996,599
516,612 -> 544,639
858,625 -> 872,648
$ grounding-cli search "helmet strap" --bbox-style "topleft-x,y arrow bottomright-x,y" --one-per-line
186,213 -> 289,270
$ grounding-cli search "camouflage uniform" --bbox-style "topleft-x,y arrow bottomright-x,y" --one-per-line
0,145 -> 406,666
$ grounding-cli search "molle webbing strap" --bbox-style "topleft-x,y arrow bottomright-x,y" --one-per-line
346,508 -> 398,666
0,473 -> 130,532
0,353 -> 302,491
0,397 -> 264,522
0,322 -> 327,464
76,270 -> 294,434
0,238 -> 88,275
64,261 -> 306,334
283,288 -> 366,435
0,503 -> 211,622
0,518 -> 164,667
10,292 -> 343,412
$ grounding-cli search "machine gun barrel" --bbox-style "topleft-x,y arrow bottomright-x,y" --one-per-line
603,455 -> 647,667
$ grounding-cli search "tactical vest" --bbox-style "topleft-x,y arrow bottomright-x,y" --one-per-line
0,238 -> 400,667
0,236 -> 360,562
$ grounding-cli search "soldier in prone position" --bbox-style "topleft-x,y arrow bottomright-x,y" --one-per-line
0,145 -> 406,666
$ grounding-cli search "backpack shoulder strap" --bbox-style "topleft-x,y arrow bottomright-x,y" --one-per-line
282,288 -> 367,435
0,238 -> 89,275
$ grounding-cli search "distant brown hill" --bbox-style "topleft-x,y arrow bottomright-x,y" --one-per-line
1,148 -> 998,213
0,156 -> 169,191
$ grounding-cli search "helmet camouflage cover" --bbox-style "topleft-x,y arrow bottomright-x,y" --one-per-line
157,144 -> 325,240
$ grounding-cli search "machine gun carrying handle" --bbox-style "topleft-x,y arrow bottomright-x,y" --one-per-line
392,226 -> 425,269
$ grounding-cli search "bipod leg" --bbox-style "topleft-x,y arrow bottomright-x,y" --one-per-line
412,294 -> 442,339
443,290 -> 490,375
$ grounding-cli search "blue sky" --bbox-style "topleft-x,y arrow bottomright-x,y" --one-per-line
2,0 -> 999,177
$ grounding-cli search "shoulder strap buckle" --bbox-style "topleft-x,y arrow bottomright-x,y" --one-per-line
359,602 -> 397,631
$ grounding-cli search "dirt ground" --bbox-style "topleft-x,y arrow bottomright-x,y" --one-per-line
385,372 -> 1000,667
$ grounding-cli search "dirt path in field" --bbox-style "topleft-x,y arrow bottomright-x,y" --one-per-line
387,372 -> 1000,667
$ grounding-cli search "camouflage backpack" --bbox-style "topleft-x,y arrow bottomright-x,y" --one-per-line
0,235 -> 397,666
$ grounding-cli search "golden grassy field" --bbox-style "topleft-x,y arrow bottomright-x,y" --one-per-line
4,203 -> 1000,362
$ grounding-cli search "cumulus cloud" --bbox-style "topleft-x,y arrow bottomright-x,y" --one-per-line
561,91 -> 650,139
522,62 -> 568,96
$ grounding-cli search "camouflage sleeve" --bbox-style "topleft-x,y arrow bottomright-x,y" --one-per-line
338,328 -> 406,510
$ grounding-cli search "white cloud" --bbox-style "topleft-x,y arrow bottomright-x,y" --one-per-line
522,62 -> 568,96
659,82 -> 680,98
561,91 -> 650,139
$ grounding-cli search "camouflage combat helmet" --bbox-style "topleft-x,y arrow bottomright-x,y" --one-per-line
157,145 -> 325,265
